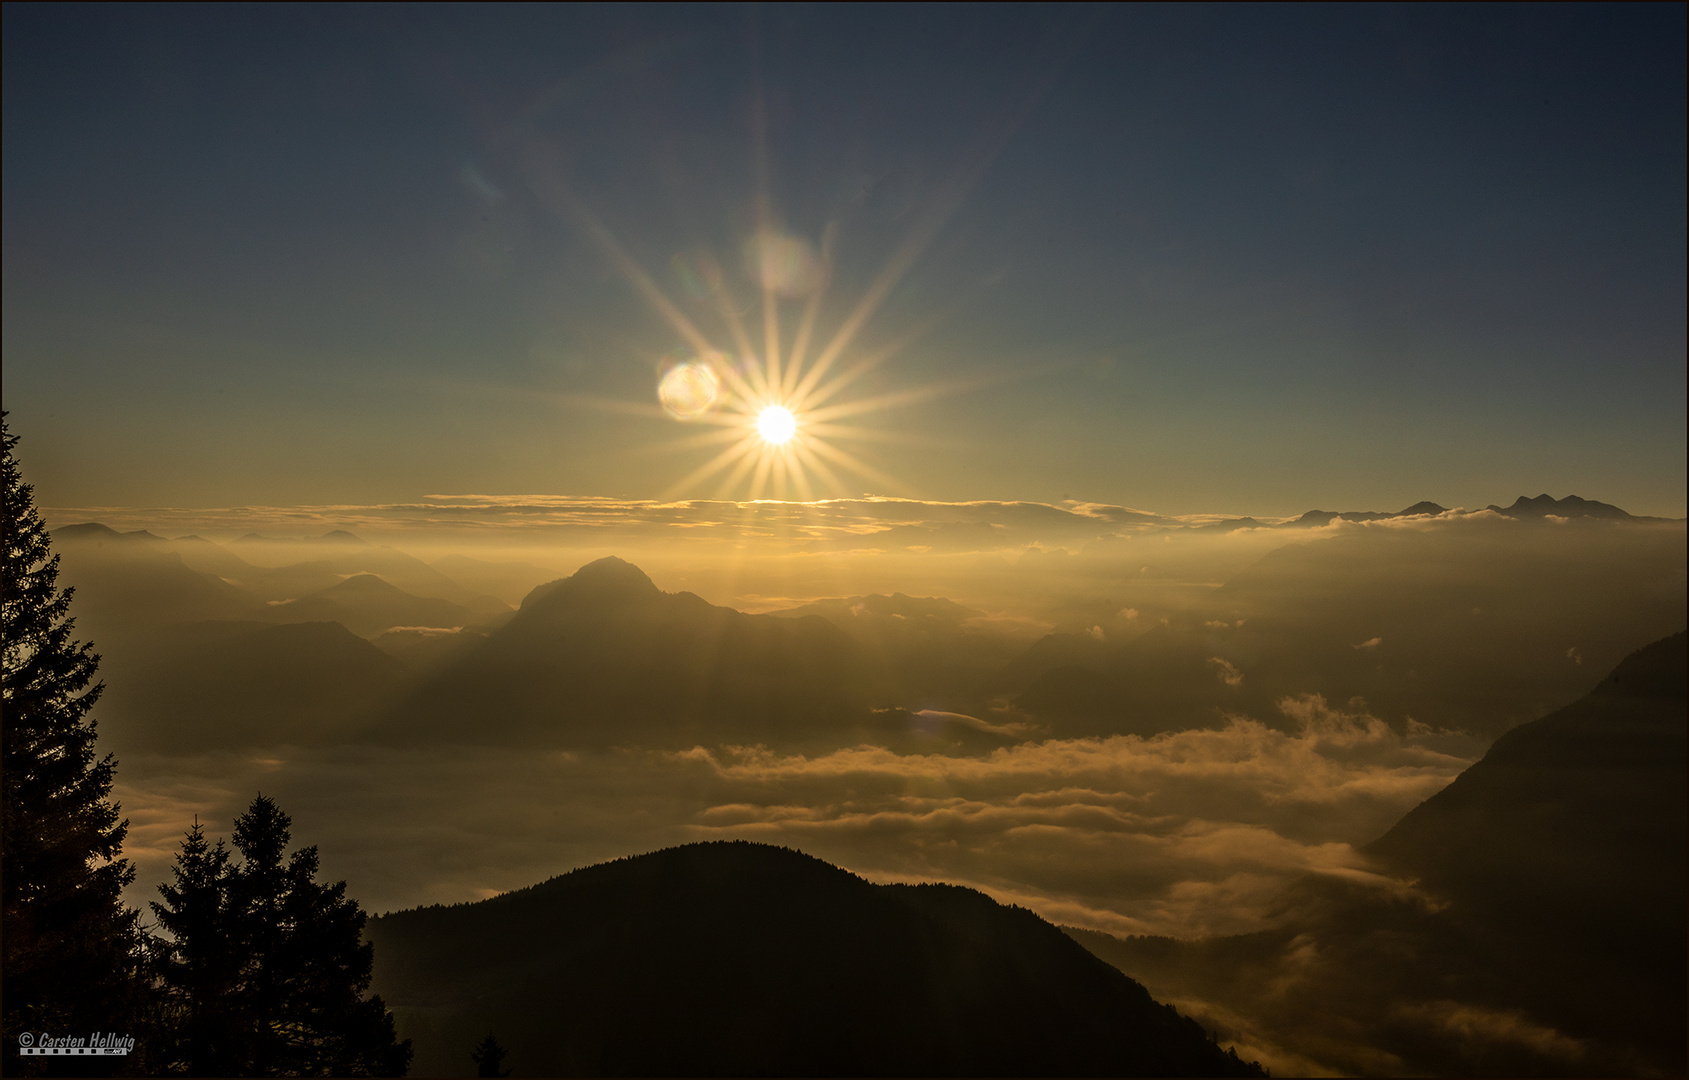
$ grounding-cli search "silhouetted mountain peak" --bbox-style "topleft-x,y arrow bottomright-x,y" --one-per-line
320,573 -> 403,598
1395,500 -> 1448,516
319,529 -> 368,545
1489,493 -> 1632,519
1288,503 -> 1448,527
1196,516 -> 1263,532
521,556 -> 661,610
1295,509 -> 1389,526
53,522 -> 166,545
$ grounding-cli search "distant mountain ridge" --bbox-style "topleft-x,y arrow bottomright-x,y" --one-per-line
1286,499 -> 1451,527
109,620 -> 406,750
366,841 -> 1265,1077
368,556 -> 877,748
770,592 -> 1031,712
42,521 -> 1684,758
1484,492 -> 1633,519
44,524 -> 512,751
51,523 -> 510,614
1198,493 -> 1660,532
272,573 -> 473,638
52,521 -> 170,545
232,529 -> 369,545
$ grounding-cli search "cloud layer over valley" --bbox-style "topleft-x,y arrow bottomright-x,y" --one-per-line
115,699 -> 1474,938
41,498 -> 1683,1078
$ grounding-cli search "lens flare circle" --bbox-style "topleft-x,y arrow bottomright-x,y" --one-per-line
756,405 -> 797,445
742,230 -> 826,297
657,361 -> 721,419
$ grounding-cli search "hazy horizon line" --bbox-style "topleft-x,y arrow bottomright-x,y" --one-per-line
42,491 -> 1684,538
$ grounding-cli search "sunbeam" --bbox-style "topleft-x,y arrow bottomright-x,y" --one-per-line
524,52 -> 1069,502
537,202 -> 970,500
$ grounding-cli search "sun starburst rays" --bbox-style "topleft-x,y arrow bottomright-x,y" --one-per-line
606,225 -> 955,501
518,41 -> 1079,503
532,153 -> 968,502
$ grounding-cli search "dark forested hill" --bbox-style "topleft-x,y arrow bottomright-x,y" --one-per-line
366,841 -> 1264,1078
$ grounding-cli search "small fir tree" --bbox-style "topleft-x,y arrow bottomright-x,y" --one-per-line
471,1033 -> 513,1077
152,795 -> 412,1077
150,819 -> 239,1076
1,413 -> 145,1072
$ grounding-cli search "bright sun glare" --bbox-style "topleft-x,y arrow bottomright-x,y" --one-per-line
756,405 -> 797,446
548,162 -> 977,498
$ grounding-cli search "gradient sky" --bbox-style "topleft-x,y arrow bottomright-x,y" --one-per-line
5,4 -> 1685,517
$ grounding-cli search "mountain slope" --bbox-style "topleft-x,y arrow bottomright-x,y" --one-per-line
49,538 -> 271,646
224,532 -> 511,615
429,553 -> 564,606
366,841 -> 1263,1078
1366,630 -> 1688,1069
1067,631 -> 1688,1076
271,573 -> 474,638
102,620 -> 407,751
369,557 -> 874,748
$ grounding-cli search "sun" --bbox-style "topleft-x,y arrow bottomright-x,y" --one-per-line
756,405 -> 797,446
545,184 -> 969,498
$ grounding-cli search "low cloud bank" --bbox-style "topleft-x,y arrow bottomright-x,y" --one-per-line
43,495 -> 1175,550
46,493 -> 1606,554
115,698 -> 1472,938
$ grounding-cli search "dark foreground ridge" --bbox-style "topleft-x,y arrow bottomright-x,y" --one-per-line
1067,630 -> 1688,1077
367,841 -> 1265,1077
1367,629 -> 1688,1072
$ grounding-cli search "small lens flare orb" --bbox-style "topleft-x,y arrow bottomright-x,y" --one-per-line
658,361 -> 720,419
756,405 -> 797,445
742,230 -> 825,297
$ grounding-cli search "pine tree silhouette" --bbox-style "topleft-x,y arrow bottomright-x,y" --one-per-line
150,819 -> 240,1076
470,1033 -> 513,1077
1,413 -> 146,1074
152,795 -> 412,1076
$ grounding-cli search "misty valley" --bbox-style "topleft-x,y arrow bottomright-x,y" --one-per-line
41,497 -> 1688,1076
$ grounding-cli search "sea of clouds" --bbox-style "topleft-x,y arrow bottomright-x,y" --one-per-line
115,692 -> 1476,936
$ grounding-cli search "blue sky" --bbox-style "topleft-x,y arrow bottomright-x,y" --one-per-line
5,4 -> 1684,516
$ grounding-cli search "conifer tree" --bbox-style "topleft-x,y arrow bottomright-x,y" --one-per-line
2,413 -> 144,1071
471,1033 -> 513,1077
150,820 -> 239,1076
152,795 -> 412,1076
